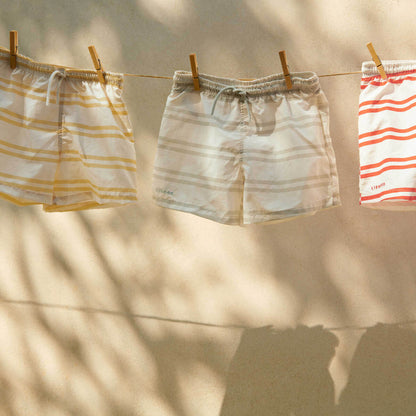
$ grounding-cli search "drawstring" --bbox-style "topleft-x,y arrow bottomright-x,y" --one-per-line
46,69 -> 67,106
211,86 -> 252,122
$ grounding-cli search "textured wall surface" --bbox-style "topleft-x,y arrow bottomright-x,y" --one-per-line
0,1 -> 415,414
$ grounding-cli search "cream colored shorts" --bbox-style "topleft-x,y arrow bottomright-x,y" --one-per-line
153,71 -> 340,225
0,48 -> 137,211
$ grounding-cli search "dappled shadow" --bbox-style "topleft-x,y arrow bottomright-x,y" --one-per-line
0,0 -> 415,415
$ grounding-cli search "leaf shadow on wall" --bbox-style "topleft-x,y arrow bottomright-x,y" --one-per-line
338,323 -> 416,416
220,325 -> 339,416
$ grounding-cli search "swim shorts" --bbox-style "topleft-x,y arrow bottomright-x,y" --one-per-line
153,71 -> 340,225
359,61 -> 416,209
0,47 -> 137,211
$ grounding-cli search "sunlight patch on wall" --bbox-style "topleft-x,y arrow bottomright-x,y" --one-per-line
73,17 -> 122,69
323,240 -> 393,325
244,0 -> 297,36
136,0 -> 196,32
177,361 -> 223,416
41,30 -> 77,67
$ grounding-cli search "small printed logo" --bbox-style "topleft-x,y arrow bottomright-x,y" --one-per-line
371,182 -> 386,191
156,187 -> 174,196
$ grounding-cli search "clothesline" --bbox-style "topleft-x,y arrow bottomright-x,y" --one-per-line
2,298 -> 415,332
122,70 -> 362,80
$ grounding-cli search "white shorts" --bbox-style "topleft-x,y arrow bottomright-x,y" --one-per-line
0,47 -> 137,211
153,71 -> 340,225
359,61 -> 416,209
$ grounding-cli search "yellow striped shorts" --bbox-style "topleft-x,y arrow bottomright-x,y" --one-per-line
0,48 -> 137,211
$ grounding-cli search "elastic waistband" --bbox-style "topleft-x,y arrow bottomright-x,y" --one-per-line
0,47 -> 123,87
362,60 -> 416,78
173,70 -> 320,96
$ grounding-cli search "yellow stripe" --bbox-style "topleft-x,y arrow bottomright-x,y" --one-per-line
65,122 -> 133,136
71,153 -> 136,164
0,191 -> 38,206
0,178 -> 52,193
0,83 -> 127,112
60,157 -> 137,171
0,171 -> 54,185
0,107 -> 58,127
0,111 -> 131,140
54,181 -> 136,192
44,199 -> 136,211
0,146 -> 57,163
53,185 -> 136,195
0,138 -> 57,155
0,107 -> 133,136
0,114 -> 56,133
65,129 -> 131,140
0,171 -> 136,192
61,100 -> 126,109
0,138 -> 136,164
52,193 -> 138,202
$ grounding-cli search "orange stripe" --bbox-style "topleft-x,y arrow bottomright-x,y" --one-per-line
359,100 -> 416,116
359,132 -> 416,147
360,163 -> 416,178
359,124 -> 416,140
361,76 -> 416,87
382,195 -> 416,202
361,187 -> 416,201
361,155 -> 416,171
359,93 -> 416,109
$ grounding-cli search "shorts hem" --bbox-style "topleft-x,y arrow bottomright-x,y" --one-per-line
43,199 -> 138,212
154,197 -> 341,226
0,185 -> 138,211
154,197 -> 241,225
0,185 -> 52,206
243,201 -> 341,225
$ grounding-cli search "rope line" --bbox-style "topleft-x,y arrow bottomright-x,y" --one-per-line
2,298 -> 415,332
122,70 -> 363,81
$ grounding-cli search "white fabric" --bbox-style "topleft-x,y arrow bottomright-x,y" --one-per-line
153,71 -> 340,225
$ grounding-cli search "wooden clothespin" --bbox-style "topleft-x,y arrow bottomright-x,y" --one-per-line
189,53 -> 200,91
88,45 -> 106,84
279,50 -> 292,90
10,30 -> 18,69
366,42 -> 387,79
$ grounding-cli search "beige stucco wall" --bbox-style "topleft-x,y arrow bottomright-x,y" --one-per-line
0,0 -> 415,414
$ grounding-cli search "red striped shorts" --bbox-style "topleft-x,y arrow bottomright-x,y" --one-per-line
359,61 -> 416,209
